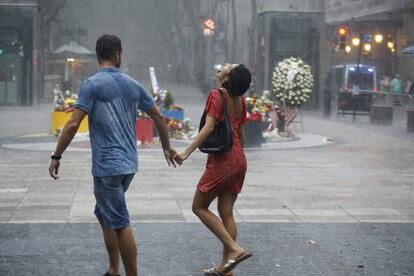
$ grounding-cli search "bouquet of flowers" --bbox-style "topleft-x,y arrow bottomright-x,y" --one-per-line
272,57 -> 314,108
53,84 -> 78,112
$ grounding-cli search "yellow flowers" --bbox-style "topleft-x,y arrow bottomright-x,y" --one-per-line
64,98 -> 76,106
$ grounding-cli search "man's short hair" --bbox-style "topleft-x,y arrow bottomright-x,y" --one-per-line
95,34 -> 122,63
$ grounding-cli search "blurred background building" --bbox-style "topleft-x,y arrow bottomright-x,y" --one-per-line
0,0 -> 413,110
0,0 -> 39,106
323,0 -> 414,97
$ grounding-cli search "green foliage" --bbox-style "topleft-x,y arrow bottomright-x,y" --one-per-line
164,91 -> 174,110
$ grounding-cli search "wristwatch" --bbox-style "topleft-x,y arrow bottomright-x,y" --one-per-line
51,152 -> 62,160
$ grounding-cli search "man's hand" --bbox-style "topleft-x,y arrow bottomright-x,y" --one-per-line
49,159 -> 60,180
48,108 -> 86,181
163,148 -> 178,168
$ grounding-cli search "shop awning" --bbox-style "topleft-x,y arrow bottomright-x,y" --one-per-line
51,41 -> 95,60
53,41 -> 93,55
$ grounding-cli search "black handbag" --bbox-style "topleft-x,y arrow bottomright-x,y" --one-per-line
198,89 -> 233,154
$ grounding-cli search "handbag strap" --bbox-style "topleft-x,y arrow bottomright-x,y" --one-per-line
216,88 -> 230,122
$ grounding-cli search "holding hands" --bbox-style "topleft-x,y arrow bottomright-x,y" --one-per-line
174,149 -> 190,166
163,147 -> 179,168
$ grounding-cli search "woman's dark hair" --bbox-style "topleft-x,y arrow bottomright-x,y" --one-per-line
222,64 -> 252,97
95,34 -> 122,63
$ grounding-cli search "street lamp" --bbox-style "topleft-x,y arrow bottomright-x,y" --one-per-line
352,37 -> 360,46
363,43 -> 372,53
374,34 -> 383,44
345,45 -> 351,53
387,35 -> 394,50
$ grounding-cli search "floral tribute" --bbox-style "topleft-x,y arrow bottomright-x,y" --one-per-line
272,57 -> 314,108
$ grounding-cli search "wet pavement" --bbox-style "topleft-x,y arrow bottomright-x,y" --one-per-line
1,222 -> 413,276
0,84 -> 413,275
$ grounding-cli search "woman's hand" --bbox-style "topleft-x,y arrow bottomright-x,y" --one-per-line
174,114 -> 216,166
174,150 -> 190,166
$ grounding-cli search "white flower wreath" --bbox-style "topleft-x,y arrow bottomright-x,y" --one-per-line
271,57 -> 314,108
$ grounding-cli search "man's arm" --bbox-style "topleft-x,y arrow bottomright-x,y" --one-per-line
146,105 -> 177,167
48,108 -> 87,180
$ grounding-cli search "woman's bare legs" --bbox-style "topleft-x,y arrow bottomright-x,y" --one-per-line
192,189 -> 245,272
217,192 -> 238,270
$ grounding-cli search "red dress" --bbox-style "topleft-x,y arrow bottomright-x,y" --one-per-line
197,89 -> 247,194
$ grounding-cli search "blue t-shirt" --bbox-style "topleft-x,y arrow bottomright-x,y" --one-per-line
75,67 -> 154,177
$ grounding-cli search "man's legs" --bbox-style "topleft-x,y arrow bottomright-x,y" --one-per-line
97,214 -> 137,276
115,226 -> 137,276
94,174 -> 137,276
98,218 -> 120,275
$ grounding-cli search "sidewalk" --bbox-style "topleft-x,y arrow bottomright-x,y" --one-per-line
1,90 -> 414,275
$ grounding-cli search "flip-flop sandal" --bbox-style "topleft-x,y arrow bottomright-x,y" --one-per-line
222,253 -> 253,273
203,267 -> 234,276
103,272 -> 120,276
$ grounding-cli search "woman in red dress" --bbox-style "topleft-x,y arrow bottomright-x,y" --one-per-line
175,63 -> 252,275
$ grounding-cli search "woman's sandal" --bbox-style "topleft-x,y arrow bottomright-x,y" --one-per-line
222,252 -> 253,273
103,272 -> 120,276
203,267 -> 234,276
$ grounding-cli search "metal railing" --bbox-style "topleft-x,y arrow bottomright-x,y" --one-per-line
334,90 -> 414,122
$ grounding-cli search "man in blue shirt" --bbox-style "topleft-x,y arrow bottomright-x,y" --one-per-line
49,34 -> 177,276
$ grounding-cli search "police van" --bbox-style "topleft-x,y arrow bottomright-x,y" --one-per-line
331,64 -> 378,93
329,64 -> 378,115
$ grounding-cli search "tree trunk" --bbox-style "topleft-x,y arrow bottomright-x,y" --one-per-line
248,0 -> 257,75
231,0 -> 237,62
183,0 -> 205,88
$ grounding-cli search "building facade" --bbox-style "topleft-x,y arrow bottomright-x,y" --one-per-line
324,0 -> 414,90
0,0 -> 40,106
253,0 -> 325,109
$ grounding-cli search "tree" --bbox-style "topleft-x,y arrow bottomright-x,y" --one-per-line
248,0 -> 257,76
181,0 -> 205,87
37,0 -> 67,96
38,0 -> 66,54
230,0 -> 237,62
145,0 -> 207,87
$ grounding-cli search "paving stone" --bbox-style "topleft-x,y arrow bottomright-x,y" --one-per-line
18,193 -> 74,207
344,208 -> 410,222
291,208 -> 356,222
8,206 -> 70,223
0,222 -> 412,275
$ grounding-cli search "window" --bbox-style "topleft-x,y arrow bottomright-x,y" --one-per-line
347,70 -> 374,90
